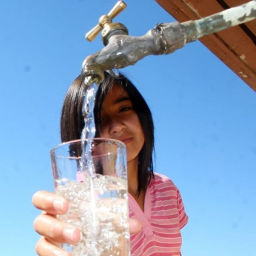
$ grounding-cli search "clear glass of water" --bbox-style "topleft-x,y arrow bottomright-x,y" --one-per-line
50,138 -> 130,256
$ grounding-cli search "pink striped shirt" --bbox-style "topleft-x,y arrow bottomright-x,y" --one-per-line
129,173 -> 188,256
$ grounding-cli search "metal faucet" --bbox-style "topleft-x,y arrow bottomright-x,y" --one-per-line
82,0 -> 256,83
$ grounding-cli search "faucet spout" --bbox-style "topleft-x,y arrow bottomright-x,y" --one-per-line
82,22 -> 187,74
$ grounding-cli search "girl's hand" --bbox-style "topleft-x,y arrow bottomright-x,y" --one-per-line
32,191 -> 80,256
32,190 -> 142,256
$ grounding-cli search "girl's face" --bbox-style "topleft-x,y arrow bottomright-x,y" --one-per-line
99,85 -> 145,163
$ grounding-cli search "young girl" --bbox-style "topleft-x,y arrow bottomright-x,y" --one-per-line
33,72 -> 188,256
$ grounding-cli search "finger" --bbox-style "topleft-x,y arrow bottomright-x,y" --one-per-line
129,218 -> 142,234
35,237 -> 71,256
32,190 -> 68,215
34,214 -> 80,244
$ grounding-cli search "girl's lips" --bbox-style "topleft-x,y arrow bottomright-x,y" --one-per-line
120,137 -> 133,144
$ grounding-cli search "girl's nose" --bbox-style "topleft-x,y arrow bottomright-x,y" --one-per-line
108,118 -> 126,137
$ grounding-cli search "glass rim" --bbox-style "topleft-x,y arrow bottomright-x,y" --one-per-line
50,138 -> 126,156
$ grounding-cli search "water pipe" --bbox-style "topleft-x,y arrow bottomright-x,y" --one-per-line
82,0 -> 256,82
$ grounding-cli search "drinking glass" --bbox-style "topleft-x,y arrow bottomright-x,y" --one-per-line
50,138 -> 130,256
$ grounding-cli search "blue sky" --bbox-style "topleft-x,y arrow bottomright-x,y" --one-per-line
0,0 -> 255,255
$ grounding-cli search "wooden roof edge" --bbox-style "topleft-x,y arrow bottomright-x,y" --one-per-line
156,0 -> 256,92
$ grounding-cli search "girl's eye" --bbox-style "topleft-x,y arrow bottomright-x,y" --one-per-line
120,106 -> 132,112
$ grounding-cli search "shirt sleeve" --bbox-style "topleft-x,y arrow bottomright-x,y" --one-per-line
177,189 -> 188,229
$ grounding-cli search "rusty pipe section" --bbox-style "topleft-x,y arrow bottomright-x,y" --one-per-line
183,0 -> 256,42
82,1 -> 256,80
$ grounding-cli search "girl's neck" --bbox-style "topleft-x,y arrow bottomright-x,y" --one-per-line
127,158 -> 145,211
127,157 -> 139,196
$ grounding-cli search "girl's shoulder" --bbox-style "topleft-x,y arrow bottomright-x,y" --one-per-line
151,172 -> 175,184
150,172 -> 177,190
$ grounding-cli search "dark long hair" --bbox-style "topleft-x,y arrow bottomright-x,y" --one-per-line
61,72 -> 154,194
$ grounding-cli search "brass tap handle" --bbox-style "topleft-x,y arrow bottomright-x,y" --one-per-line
107,0 -> 126,20
86,25 -> 102,42
85,0 -> 127,41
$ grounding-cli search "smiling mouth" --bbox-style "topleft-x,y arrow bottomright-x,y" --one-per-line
120,137 -> 133,144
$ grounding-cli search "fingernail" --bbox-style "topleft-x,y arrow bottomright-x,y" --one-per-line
63,227 -> 80,242
53,199 -> 65,211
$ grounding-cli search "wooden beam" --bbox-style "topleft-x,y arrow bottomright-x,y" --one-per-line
156,0 -> 256,91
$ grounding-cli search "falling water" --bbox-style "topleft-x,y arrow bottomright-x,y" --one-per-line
79,76 -> 99,176
79,76 -> 99,255
79,70 -> 119,175
81,77 -> 98,141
